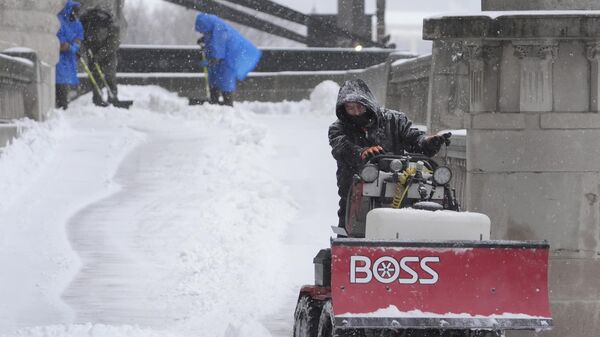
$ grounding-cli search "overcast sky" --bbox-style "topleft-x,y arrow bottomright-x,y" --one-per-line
139,0 -> 482,14
273,0 -> 481,14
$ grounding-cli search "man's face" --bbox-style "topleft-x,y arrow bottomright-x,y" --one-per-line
344,102 -> 366,117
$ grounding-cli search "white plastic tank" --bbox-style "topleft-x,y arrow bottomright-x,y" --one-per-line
365,208 -> 491,240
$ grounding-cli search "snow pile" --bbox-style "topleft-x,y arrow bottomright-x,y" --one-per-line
126,95 -> 299,335
339,305 -> 552,319
1,324 -> 186,337
0,116 -> 69,211
238,80 -> 340,117
0,84 -> 339,337
309,80 -> 340,116
238,99 -> 311,115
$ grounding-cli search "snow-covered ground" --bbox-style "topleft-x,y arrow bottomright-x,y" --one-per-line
0,84 -> 340,337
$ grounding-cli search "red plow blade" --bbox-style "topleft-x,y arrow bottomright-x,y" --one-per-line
331,239 -> 552,331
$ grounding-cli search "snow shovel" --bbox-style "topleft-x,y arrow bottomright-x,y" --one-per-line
87,51 -> 133,109
93,62 -> 133,109
80,57 -> 109,107
188,40 -> 211,105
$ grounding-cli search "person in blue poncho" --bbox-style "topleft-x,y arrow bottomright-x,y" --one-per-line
195,13 -> 262,106
56,0 -> 84,110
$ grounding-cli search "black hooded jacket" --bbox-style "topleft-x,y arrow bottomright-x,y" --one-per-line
80,8 -> 119,62
328,79 -> 428,211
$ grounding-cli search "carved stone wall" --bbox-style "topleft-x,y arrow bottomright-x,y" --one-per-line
0,0 -> 63,121
424,13 -> 600,337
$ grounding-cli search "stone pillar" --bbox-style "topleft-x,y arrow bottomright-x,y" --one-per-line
337,0 -> 365,36
0,0 -> 63,120
424,13 -> 600,337
376,0 -> 386,43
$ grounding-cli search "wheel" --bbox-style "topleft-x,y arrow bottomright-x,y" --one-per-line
317,300 -> 366,337
317,300 -> 334,337
469,331 -> 504,337
294,295 -> 323,337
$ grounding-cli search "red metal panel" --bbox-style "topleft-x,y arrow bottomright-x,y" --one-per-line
331,241 -> 551,320
300,285 -> 332,301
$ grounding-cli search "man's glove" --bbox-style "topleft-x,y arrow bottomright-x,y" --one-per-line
69,42 -> 80,55
422,132 -> 452,155
360,145 -> 385,161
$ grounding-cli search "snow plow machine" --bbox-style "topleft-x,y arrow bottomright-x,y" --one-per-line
294,153 -> 552,337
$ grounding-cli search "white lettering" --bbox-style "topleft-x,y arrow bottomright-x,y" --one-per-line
419,257 -> 440,284
398,256 -> 419,284
349,255 -> 440,285
373,256 -> 401,284
350,255 -> 372,283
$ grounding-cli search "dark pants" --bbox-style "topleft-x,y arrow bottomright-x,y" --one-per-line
338,196 -> 347,228
337,175 -> 352,228
209,87 -> 234,106
90,55 -> 118,105
56,84 -> 70,110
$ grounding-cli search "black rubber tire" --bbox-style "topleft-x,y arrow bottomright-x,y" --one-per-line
294,295 -> 323,337
317,300 -> 334,337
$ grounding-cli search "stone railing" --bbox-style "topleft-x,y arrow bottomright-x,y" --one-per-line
107,45 -> 415,102
0,53 -> 34,121
385,55 -> 432,126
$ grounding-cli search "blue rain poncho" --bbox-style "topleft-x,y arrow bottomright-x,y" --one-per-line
56,1 -> 84,85
195,13 -> 262,92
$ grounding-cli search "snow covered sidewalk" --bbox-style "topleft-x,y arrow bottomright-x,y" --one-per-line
0,85 -> 340,337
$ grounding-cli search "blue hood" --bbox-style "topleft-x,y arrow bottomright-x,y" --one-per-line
195,13 -> 217,33
58,0 -> 81,20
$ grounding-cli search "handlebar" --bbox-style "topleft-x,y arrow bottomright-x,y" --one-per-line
366,153 -> 440,170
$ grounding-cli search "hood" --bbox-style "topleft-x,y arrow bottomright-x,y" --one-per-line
195,13 -> 218,33
58,0 -> 81,20
335,79 -> 380,123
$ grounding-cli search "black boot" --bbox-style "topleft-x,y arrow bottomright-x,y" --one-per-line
222,91 -> 234,106
92,91 -> 109,107
209,87 -> 220,105
55,84 -> 69,110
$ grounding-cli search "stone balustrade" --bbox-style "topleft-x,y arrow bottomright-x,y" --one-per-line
0,53 -> 34,122
385,55 -> 432,126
